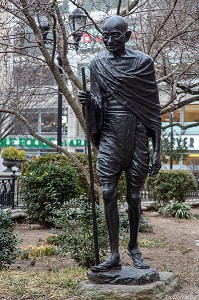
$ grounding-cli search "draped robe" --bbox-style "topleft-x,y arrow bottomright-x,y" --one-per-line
87,49 -> 161,148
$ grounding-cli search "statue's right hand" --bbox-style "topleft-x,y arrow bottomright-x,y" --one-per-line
78,91 -> 91,106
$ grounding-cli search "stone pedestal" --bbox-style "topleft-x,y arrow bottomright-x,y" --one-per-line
88,267 -> 160,285
80,269 -> 179,300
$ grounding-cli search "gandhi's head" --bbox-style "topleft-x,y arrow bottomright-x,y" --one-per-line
102,16 -> 131,56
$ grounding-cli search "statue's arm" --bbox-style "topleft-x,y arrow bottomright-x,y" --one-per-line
78,62 -> 103,148
148,130 -> 162,175
78,62 -> 102,111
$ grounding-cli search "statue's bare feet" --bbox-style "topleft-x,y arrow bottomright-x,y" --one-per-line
127,248 -> 150,269
90,254 -> 122,272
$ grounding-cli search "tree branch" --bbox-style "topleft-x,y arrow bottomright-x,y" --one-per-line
152,19 -> 198,60
161,96 -> 199,114
120,0 -> 139,16
0,108 -> 100,194
148,0 -> 178,52
162,122 -> 199,130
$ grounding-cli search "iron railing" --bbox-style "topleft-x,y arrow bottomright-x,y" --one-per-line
0,172 -> 19,208
140,184 -> 199,202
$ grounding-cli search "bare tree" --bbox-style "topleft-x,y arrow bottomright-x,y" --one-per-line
0,0 -> 198,156
0,0 -> 199,132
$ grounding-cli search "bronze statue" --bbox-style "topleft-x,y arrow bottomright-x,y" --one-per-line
78,15 -> 161,272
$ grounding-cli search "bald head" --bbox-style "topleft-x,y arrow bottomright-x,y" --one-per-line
103,15 -> 128,32
102,15 -> 131,56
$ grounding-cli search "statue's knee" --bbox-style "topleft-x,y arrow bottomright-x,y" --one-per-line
102,184 -> 117,202
127,193 -> 141,207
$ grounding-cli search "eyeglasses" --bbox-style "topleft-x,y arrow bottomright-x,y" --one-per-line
102,31 -> 127,41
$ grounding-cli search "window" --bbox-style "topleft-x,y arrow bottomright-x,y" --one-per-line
76,121 -> 85,136
41,113 -> 57,133
184,105 -> 199,122
162,113 -> 170,122
162,110 -> 180,123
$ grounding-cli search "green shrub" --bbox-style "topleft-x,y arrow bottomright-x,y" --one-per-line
0,209 -> 18,268
53,196 -> 109,268
120,207 -> 152,233
20,154 -> 83,227
139,216 -> 153,232
73,154 -> 127,201
147,170 -> 197,204
73,153 -> 101,200
1,146 -> 26,160
158,202 -> 195,219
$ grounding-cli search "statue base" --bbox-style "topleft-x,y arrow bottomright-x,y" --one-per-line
87,266 -> 159,285
79,269 -> 179,300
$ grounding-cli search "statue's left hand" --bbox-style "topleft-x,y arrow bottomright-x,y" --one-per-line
148,151 -> 161,175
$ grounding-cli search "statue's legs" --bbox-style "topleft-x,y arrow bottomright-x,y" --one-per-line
126,183 -> 150,269
103,182 -> 120,257
126,188 -> 141,251
90,181 -> 122,272
125,120 -> 150,269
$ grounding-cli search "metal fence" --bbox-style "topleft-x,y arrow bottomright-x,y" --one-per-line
0,173 -> 198,208
140,187 -> 199,202
185,190 -> 199,198
0,172 -> 20,208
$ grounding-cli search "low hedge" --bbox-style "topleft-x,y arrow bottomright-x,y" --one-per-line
20,154 -> 84,227
147,170 -> 197,204
0,209 -> 18,268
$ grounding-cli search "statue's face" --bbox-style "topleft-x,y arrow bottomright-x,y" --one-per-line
102,19 -> 127,55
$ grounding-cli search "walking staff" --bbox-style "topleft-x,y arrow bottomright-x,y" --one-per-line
81,67 -> 99,266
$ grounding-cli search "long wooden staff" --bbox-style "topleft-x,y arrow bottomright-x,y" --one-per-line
81,67 -> 99,265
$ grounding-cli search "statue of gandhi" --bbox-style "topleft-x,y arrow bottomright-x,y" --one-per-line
78,15 -> 162,272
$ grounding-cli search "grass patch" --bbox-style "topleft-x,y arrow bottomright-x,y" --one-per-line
18,245 -> 60,259
0,266 -> 86,300
139,238 -> 165,248
121,236 -> 165,248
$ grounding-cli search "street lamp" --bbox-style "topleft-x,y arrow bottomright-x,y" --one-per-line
37,9 -> 86,147
170,112 -> 174,169
68,8 -> 87,51
37,14 -> 50,42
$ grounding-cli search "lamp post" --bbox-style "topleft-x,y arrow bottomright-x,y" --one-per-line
170,112 -> 174,169
37,14 -> 50,41
37,10 -> 86,146
57,55 -> 63,146
68,8 -> 87,51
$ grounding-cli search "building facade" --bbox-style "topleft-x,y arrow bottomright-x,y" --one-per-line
0,0 -> 198,172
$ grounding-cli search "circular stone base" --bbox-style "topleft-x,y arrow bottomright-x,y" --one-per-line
88,266 -> 160,285
79,272 -> 179,300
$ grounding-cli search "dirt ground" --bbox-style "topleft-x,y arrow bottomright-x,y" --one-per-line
11,207 -> 199,299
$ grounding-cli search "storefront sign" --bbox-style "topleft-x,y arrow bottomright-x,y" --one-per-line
0,137 -> 86,149
175,135 -> 199,150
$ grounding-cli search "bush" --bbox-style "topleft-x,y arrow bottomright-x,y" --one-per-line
147,170 -> 197,204
139,216 -> 153,232
120,207 -> 152,233
20,154 -> 83,227
158,202 -> 195,219
53,197 -> 109,268
1,146 -> 26,160
73,153 -> 101,200
74,153 -> 128,204
73,153 -> 127,201
0,209 -> 18,268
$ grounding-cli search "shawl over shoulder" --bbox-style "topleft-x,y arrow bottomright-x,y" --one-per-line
88,49 -> 162,148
